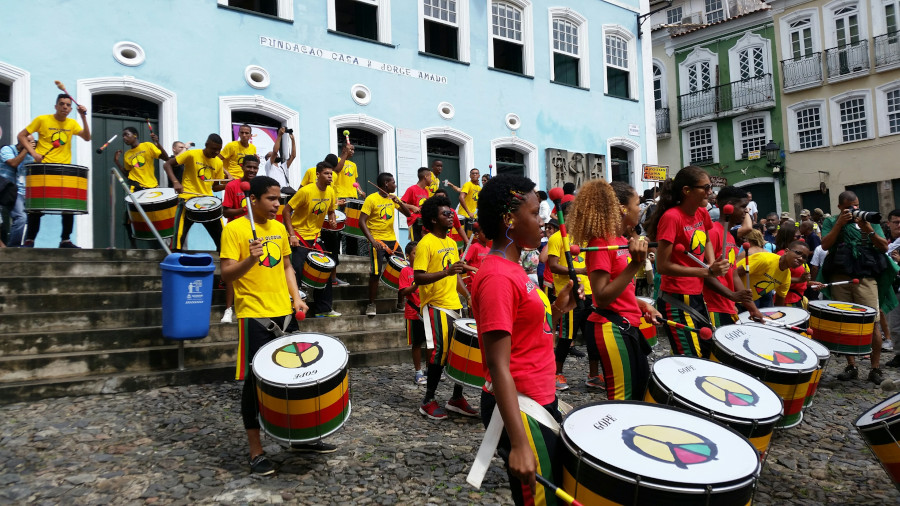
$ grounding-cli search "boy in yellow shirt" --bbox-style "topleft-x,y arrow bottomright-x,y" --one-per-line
359,172 -> 411,315
113,126 -> 171,247
737,243 -> 809,308
218,124 -> 256,180
447,168 -> 481,219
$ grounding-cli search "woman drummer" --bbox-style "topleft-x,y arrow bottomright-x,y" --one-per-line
645,166 -> 729,357
471,174 -> 579,505
569,180 -> 661,400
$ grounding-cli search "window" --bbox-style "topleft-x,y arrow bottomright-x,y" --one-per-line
738,47 -> 766,79
667,6 -> 683,25
888,0 -> 899,34
218,0 -> 293,21
549,9 -> 588,88
797,107 -> 825,149
489,0 -> 533,76
328,0 -> 392,44
887,89 -> 900,133
830,90 -> 873,144
705,0 -> 726,23
606,35 -> 629,98
876,81 -> 900,136
739,117 -> 767,156
423,0 -> 459,59
610,147 -> 631,182
835,5 -> 861,46
789,19 -> 814,59
653,64 -> 664,109
682,124 -> 718,165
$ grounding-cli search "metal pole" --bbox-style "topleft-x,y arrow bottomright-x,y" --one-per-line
109,171 -> 116,249
110,167 -> 172,255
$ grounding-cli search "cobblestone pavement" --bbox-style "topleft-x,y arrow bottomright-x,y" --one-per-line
2,339 -> 900,505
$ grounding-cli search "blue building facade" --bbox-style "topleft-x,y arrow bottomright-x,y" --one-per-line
1,0 -> 655,249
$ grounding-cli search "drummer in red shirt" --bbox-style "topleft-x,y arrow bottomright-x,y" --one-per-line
220,155 -> 260,323
401,167 -> 432,241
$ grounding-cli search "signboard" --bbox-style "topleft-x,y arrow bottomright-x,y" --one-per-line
641,164 -> 668,182
709,176 -> 728,187
628,124 -> 640,136
748,150 -> 761,160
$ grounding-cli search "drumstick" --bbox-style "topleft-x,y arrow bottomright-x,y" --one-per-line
753,318 -> 814,336
570,242 -> 658,255
207,179 -> 233,183
54,80 -> 83,109
742,242 -> 751,290
460,223 -> 478,263
366,180 -> 391,195
816,278 -> 860,289
673,243 -> 709,268
548,187 -> 583,310
535,474 -> 583,506
240,181 -> 257,240
95,134 -> 118,154
343,129 -> 350,144
720,204 -> 734,260
661,318 -> 713,340
146,118 -> 154,135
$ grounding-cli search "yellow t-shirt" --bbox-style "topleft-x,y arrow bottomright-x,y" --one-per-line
458,181 -> 481,218
426,177 -> 439,197
221,217 -> 293,318
219,140 -> 256,180
301,167 -> 317,187
26,115 -> 82,164
360,193 -> 399,241
175,149 -> 224,199
413,232 -> 461,310
287,183 -> 336,240
334,158 -> 358,199
547,231 -> 592,295
123,142 -> 161,189
742,251 -> 790,301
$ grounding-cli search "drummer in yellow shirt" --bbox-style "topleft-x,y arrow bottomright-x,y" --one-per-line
332,142 -> 368,262
219,124 -> 256,180
113,126 -> 171,247
737,243 -> 809,308
446,168 -> 481,220
17,93 -> 91,248
359,172 -> 412,316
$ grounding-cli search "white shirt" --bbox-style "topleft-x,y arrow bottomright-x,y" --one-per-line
264,160 -> 290,189
746,200 -> 758,219
539,200 -> 551,224
888,237 -> 900,255
810,245 -> 827,267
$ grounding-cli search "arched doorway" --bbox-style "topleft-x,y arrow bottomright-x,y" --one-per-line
610,146 -> 631,183
426,138 -> 462,209
338,127 -> 381,195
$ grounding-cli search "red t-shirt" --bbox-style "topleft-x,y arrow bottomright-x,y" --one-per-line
223,179 -> 248,222
472,255 -> 556,405
463,241 -> 490,292
401,185 -> 430,226
657,206 -> 713,295
776,250 -> 807,304
398,265 -> 420,320
703,222 -> 739,314
586,237 -> 641,326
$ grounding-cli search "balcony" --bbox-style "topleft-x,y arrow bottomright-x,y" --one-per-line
781,53 -> 823,90
825,40 -> 869,79
875,31 -> 900,69
678,74 -> 774,124
656,107 -> 671,135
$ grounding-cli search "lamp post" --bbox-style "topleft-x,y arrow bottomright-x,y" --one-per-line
765,140 -> 784,182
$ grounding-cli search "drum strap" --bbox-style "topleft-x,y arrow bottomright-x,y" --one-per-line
421,304 -> 460,350
251,316 -> 293,337
294,232 -> 323,252
659,292 -> 714,329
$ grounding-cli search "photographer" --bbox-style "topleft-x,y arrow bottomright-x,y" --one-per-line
263,127 -> 296,190
820,191 -> 899,384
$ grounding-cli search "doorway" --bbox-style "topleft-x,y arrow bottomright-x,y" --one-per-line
427,138 -> 462,210
799,189 -> 831,216
845,182 -> 878,213
738,181 -> 778,219
338,128 -> 380,197
610,146 -> 631,183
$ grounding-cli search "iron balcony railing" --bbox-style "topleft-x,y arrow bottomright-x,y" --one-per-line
825,40 -> 869,78
875,31 -> 900,68
781,53 -> 823,89
656,107 -> 671,134
678,73 -> 774,122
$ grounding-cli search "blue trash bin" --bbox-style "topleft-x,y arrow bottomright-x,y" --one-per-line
160,253 -> 216,340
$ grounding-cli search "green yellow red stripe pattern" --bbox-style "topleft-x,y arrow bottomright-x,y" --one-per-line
256,372 -> 350,442
445,328 -> 484,389
520,411 -> 559,506
596,322 -> 634,400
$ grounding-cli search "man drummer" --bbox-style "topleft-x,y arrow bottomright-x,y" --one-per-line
301,151 -> 352,287
333,138 -> 366,258
283,161 -> 341,318
219,124 -> 256,180
113,127 -> 171,247
163,134 -> 229,251
17,94 -> 91,248
359,172 -> 412,316
221,155 -> 261,324
401,167 -> 432,242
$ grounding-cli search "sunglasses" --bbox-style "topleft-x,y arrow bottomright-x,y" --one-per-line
692,184 -> 712,191
440,210 -> 454,217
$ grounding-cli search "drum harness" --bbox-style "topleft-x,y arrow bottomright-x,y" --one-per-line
592,307 -> 654,355
251,315 -> 295,338
659,292 -> 715,330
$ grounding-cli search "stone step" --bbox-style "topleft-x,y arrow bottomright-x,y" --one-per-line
0,247 -> 375,266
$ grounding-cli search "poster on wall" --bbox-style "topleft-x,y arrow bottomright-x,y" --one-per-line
231,123 -> 280,162
545,148 -> 605,190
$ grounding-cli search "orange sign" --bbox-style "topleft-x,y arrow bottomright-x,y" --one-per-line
642,165 -> 669,182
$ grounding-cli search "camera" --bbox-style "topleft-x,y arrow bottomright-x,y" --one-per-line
284,128 -> 293,134
849,207 -> 881,223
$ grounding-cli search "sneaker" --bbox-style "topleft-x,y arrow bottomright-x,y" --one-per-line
59,240 -> 80,249
419,400 -> 448,420
837,365 -> 859,381
869,368 -> 885,385
569,346 -> 586,358
321,310 -> 342,317
886,355 -> 900,368
415,370 -> 427,385
883,340 -> 895,352
397,301 -> 406,312
22,240 -> 34,248
332,278 -> 350,287
290,441 -> 337,453
249,454 -> 275,476
220,307 -> 234,324
555,374 -> 569,391
585,375 -> 605,389
366,303 -> 377,316
446,397 -> 478,417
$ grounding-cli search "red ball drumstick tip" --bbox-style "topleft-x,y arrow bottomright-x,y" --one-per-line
353,182 -> 360,188
699,327 -> 713,340
548,187 -> 565,202
674,243 -> 686,254
722,204 -> 734,215
569,244 -> 581,256
742,242 -> 751,250
295,310 -> 306,321
240,181 -> 251,192
806,328 -> 814,336
852,278 -> 860,284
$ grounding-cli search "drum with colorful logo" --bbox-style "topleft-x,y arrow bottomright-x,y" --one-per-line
637,296 -> 659,347
445,318 -> 484,389
125,188 -> 178,240
791,332 -> 830,409
855,392 -> 900,492
645,356 -> 783,459
184,195 -> 223,223
252,332 -> 351,443
738,306 -> 810,337
560,401 -> 760,505
25,163 -> 89,214
808,300 -> 877,355
380,255 -> 408,290
449,225 -> 466,250
341,199 -> 365,239
300,251 -> 336,289
323,209 -> 346,232
711,324 -> 818,429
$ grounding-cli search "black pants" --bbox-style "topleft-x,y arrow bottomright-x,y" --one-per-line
291,242 -> 334,317
241,315 -> 300,430
25,213 -> 73,242
321,229 -> 342,268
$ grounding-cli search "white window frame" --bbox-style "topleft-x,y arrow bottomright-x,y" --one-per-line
704,0 -> 729,23
873,0 -> 900,35
328,0 -> 393,45
0,62 -> 30,137
728,31 -> 772,83
490,136 -> 539,183
876,79 -> 900,137
602,24 -> 638,99
823,0 -> 868,48
732,112 -> 772,160
681,122 -> 719,166
548,7 -> 589,88
786,99 -> 830,152
217,0 -> 294,21
418,0 -> 471,62
667,6 -> 683,25
829,89 -> 874,144
779,9 -> 823,58
679,46 -> 716,93
606,137 -> 643,188
487,0 -> 534,76
652,59 -> 667,109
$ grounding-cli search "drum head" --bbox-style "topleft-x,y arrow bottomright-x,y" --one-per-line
563,402 -> 760,486
126,188 -> 177,204
333,210 -> 347,222
186,196 -> 221,210
252,333 -> 348,385
857,392 -> 900,429
453,318 -> 478,337
637,296 -> 655,307
651,357 -> 783,421
307,251 -> 335,269
713,324 -> 818,373
344,199 -> 364,208
737,306 -> 808,326
809,300 -> 877,319
388,255 -> 409,270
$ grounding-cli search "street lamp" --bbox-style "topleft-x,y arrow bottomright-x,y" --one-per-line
765,140 -> 784,182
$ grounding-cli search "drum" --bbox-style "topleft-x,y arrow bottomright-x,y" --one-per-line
449,226 -> 466,250
855,392 -> 900,491
796,334 -> 829,409
645,356 -> 783,459
561,401 -> 760,505
808,300 -> 877,355
252,332 -> 351,443
342,199 -> 365,239
636,296 -> 658,347
380,255 -> 408,290
125,188 -> 178,240
275,194 -> 288,223
323,209 -> 346,232
184,196 -> 223,223
738,306 -> 810,337
445,318 -> 484,389
711,324 -> 818,429
24,163 -> 89,214
300,251 -> 336,289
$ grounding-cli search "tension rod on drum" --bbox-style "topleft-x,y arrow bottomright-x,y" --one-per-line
110,167 -> 172,255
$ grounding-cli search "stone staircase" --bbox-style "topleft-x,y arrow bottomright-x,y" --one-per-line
0,248 -> 409,403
